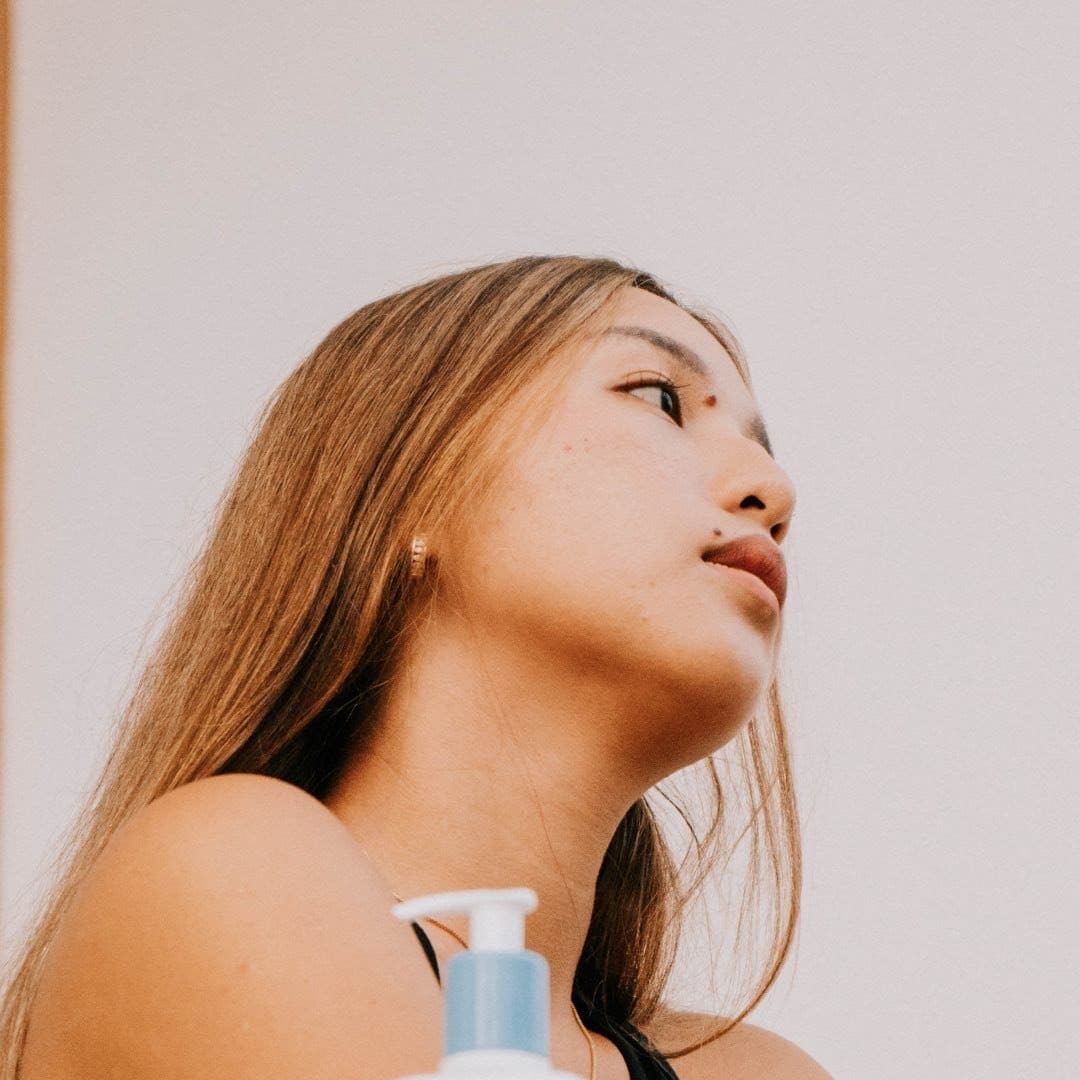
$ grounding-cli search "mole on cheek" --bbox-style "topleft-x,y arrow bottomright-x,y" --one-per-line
703,394 -> 717,407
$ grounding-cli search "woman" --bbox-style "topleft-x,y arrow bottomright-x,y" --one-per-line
2,255 -> 830,1078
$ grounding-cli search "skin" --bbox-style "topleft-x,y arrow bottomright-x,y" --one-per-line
324,285 -> 797,1071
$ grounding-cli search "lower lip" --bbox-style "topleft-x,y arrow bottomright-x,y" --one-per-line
704,561 -> 781,615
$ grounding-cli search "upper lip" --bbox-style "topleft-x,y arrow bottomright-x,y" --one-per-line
701,533 -> 787,607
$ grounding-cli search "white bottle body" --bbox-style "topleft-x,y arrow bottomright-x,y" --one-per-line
396,1047 -> 584,1080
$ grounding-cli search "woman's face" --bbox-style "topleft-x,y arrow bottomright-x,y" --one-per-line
441,286 -> 798,765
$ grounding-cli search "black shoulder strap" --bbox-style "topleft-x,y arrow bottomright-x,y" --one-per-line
410,920 -> 441,987
572,990 -> 680,1079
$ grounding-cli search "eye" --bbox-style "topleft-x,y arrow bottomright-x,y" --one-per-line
620,370 -> 689,427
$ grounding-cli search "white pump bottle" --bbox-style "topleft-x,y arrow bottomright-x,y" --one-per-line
390,887 -> 585,1080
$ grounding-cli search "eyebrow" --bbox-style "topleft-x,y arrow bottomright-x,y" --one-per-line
603,325 -> 774,457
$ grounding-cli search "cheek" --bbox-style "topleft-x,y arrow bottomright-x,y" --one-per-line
450,420 -> 688,632
440,422 -> 776,730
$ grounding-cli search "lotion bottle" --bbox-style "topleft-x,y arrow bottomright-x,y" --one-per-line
390,887 -> 585,1080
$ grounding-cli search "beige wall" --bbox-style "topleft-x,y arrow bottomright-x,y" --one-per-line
3,5 -> 1080,1076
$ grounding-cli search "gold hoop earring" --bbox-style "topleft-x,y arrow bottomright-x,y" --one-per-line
409,534 -> 429,579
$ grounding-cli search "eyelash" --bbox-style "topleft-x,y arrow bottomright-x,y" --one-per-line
620,370 -> 691,426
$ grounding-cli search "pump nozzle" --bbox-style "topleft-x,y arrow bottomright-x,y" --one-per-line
392,887 -> 537,952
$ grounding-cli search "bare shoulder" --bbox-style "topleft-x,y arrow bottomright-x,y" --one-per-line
644,1006 -> 834,1080
21,772 -> 443,1080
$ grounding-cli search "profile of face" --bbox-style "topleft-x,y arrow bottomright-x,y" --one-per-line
437,286 -> 797,776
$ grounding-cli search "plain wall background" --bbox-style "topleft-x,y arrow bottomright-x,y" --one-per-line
4,3 -> 1079,1076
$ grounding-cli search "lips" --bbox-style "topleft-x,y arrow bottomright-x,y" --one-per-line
701,534 -> 787,608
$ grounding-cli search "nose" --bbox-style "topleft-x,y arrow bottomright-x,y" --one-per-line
708,440 -> 797,544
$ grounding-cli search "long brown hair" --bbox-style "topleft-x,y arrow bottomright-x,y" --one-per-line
0,254 -> 800,1072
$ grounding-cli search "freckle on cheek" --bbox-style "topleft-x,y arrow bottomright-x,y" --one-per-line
563,443 -> 573,452
704,394 -> 717,407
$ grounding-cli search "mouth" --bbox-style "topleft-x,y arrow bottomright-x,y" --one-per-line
703,559 -> 781,613
701,534 -> 787,610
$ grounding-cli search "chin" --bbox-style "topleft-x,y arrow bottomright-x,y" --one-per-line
677,609 -> 776,680
624,637 -> 770,736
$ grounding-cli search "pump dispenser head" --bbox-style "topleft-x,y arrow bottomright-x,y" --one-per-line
391,888 -> 583,1079
393,886 -> 536,952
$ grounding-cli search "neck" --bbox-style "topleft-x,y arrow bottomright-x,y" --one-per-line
321,616 -> 667,1006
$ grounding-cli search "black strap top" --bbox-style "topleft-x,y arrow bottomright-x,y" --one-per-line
409,921 -> 679,1079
